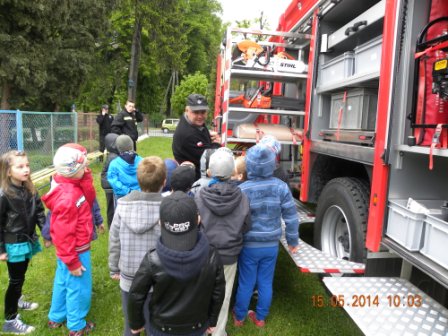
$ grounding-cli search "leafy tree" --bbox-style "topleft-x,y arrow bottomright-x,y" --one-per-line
78,9 -> 134,113
0,0 -> 113,111
170,72 -> 208,116
42,0 -> 113,111
0,1 -> 223,118
182,0 -> 222,75
0,0 -> 57,109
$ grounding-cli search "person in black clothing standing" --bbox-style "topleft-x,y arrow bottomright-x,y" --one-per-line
100,133 -> 119,228
96,104 -> 114,156
172,94 -> 221,180
127,191 -> 225,336
111,100 -> 143,150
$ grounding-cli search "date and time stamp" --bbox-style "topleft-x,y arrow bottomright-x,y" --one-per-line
311,293 -> 423,308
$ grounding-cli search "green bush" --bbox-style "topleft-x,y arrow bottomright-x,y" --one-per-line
30,154 -> 53,172
79,139 -> 99,152
55,128 -> 75,141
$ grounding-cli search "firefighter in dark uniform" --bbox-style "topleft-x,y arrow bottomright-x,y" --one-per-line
111,100 -> 143,150
172,94 -> 221,180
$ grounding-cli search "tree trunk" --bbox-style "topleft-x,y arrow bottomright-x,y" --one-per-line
160,71 -> 174,116
1,82 -> 11,110
127,18 -> 142,102
0,83 -> 11,152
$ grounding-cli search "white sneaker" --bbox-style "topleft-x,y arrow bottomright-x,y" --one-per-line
18,296 -> 38,311
2,314 -> 35,334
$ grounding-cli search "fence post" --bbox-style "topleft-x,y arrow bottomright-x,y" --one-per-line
74,112 -> 78,143
16,110 -> 23,151
89,113 -> 93,152
50,113 -> 54,156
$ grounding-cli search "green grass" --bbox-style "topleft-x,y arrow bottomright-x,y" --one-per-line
0,137 -> 362,335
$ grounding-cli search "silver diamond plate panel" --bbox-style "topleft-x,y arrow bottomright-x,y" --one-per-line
295,200 -> 315,224
323,277 -> 448,336
280,227 -> 365,273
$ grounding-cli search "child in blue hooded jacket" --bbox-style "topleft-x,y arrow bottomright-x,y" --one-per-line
233,143 -> 299,328
107,135 -> 142,200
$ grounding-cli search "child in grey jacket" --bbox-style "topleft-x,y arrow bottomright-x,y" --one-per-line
195,147 -> 251,336
108,156 -> 166,336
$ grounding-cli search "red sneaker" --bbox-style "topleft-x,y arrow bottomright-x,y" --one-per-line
68,321 -> 95,335
248,310 -> 265,327
48,320 -> 64,329
232,311 -> 244,327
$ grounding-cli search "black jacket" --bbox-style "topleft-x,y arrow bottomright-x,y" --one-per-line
101,134 -> 119,191
0,185 -> 46,254
111,109 -> 144,142
128,233 -> 225,336
96,113 -> 114,137
172,115 -> 220,179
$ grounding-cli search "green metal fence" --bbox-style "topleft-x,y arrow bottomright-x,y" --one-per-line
0,110 -> 149,172
0,110 -> 77,172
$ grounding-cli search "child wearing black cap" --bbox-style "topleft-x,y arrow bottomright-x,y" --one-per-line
128,191 -> 225,336
170,163 -> 196,195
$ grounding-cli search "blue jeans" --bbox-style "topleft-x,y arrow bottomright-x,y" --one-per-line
234,245 -> 279,321
48,251 -> 92,332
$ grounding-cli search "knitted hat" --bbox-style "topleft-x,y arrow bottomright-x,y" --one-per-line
105,133 -> 119,154
53,143 -> 88,177
116,134 -> 134,153
160,191 -> 198,251
208,147 -> 235,180
171,165 -> 196,192
260,135 -> 281,154
245,143 -> 276,179
162,158 -> 179,192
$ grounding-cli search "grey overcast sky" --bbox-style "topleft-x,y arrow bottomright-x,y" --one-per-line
219,0 -> 292,28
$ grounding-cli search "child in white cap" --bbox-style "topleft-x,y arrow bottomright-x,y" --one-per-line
195,147 -> 251,336
42,143 -> 96,335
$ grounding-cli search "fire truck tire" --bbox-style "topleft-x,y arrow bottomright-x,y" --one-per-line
313,177 -> 369,263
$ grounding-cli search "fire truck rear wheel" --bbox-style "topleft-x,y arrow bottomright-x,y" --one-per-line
313,177 -> 369,263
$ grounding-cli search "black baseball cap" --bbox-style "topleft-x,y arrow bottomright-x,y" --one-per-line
170,165 -> 196,192
187,94 -> 209,111
160,191 -> 198,251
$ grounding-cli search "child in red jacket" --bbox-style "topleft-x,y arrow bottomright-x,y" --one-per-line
42,143 -> 96,336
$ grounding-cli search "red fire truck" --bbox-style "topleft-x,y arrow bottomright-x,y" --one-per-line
215,0 -> 448,334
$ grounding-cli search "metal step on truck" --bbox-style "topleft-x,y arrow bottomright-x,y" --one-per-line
214,0 -> 448,334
